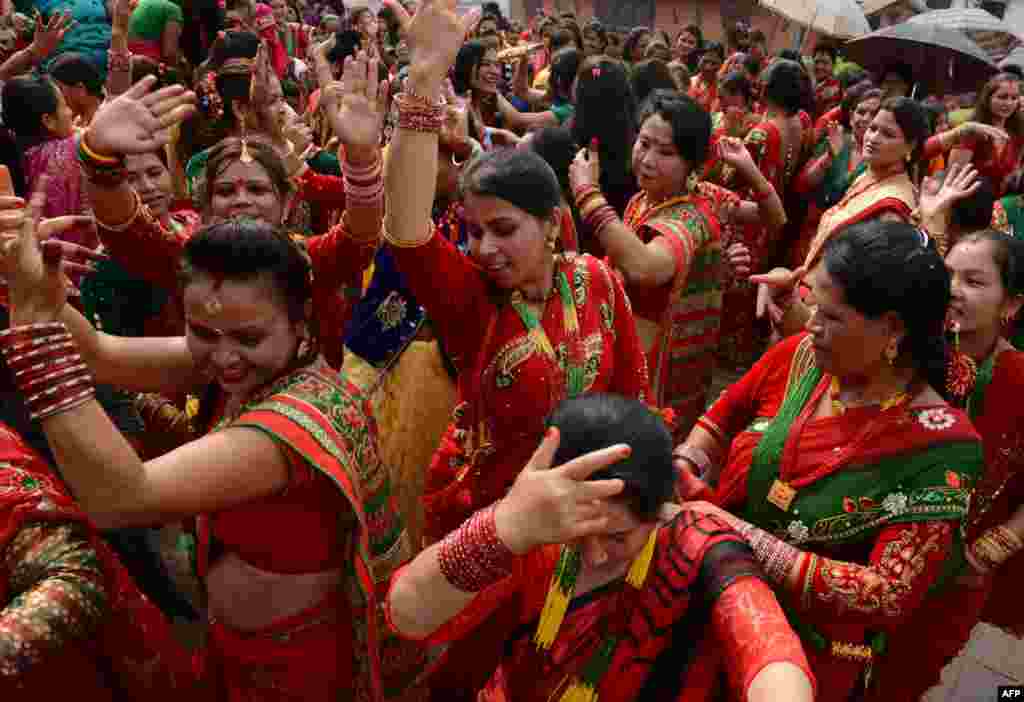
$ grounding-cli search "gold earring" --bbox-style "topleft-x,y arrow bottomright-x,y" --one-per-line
1001,311 -> 1013,326
885,338 -> 900,365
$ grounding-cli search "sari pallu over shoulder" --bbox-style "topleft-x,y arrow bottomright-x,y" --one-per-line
729,336 -> 982,698
206,358 -> 427,701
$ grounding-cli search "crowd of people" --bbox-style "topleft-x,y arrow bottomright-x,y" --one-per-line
0,0 -> 1022,700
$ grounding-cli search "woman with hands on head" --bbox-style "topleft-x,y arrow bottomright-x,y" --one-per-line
0,137 -> 425,701
569,90 -> 783,438
387,393 -> 816,702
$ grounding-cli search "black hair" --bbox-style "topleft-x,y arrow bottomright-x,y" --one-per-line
630,59 -> 677,107
453,40 -> 488,95
840,83 -> 880,128
209,30 -> 262,122
776,48 -> 801,63
549,48 -> 581,103
881,96 -> 930,183
180,218 -> 313,325
201,135 -> 293,212
327,28 -> 363,64
546,393 -> 674,521
573,57 -> 637,214
956,230 -> 1024,297
549,27 -> 579,53
1,74 -> 59,146
1002,64 -> 1024,80
460,148 -> 562,220
623,26 -> 651,63
950,175 -> 997,233
701,41 -> 725,63
527,125 -> 576,201
720,71 -> 754,105
49,53 -> 105,98
637,90 -> 712,168
762,59 -> 805,115
823,220 -> 951,397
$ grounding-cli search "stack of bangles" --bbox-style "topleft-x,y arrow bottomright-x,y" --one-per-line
78,134 -> 125,188
437,503 -> 515,592
737,522 -> 801,585
341,153 -> 383,210
0,322 -> 95,422
108,48 -> 132,73
574,184 -> 617,236
970,525 -> 1024,573
395,92 -> 445,133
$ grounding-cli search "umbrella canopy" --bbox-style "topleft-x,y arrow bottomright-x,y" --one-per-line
757,0 -> 870,38
843,22 -> 1000,96
907,8 -> 1023,62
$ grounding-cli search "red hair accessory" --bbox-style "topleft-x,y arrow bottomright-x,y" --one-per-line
590,137 -> 599,150
592,66 -> 601,78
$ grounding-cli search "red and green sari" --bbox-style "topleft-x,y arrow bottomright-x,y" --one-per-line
0,424 -> 195,699
869,342 -> 1024,700
397,509 -> 813,702
703,333 -> 983,700
194,358 -> 425,701
623,184 -> 737,439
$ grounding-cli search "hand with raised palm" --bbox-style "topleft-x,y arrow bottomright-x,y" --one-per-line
85,77 -> 196,156
394,0 -> 464,88
919,162 -> 981,225
30,10 -> 74,60
322,50 -> 386,154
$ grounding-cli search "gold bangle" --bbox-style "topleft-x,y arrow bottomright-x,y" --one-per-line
382,218 -> 435,249
95,191 -> 144,232
80,133 -> 121,165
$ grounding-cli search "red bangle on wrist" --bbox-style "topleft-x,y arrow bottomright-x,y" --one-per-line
0,323 -> 95,421
437,503 -> 515,592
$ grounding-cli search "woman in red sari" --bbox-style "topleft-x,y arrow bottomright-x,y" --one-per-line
0,423 -> 194,698
0,108 -> 424,702
869,230 -> 1024,700
811,44 -> 841,121
384,5 -> 651,546
755,97 -> 929,338
83,51 -> 387,368
688,42 -> 724,114
674,221 -> 984,701
387,393 -> 816,702
703,71 -> 761,189
569,89 -> 785,438
946,73 -> 1024,196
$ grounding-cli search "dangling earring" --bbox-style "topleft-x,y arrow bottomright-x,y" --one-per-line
546,233 -> 557,252
685,170 -> 701,193
884,338 -> 900,365
947,319 -> 978,404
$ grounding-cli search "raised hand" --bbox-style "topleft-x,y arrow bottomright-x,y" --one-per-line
322,50 -> 386,152
85,76 -> 196,156
725,241 -> 752,280
826,121 -> 844,158
1,181 -> 82,324
717,136 -> 756,173
569,142 -> 601,191
403,0 -> 465,86
30,9 -> 74,60
919,162 -> 981,224
494,428 -> 629,555
283,111 -> 314,153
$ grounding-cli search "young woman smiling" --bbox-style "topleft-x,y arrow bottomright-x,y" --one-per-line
947,73 -> 1024,196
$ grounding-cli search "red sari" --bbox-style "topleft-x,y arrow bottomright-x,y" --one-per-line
94,200 -> 375,368
870,343 -> 1024,700
194,358 -> 424,701
623,184 -> 738,438
956,133 -> 1024,196
703,333 -> 983,701
689,75 -> 718,114
388,233 -> 650,542
814,78 -> 842,121
395,510 -> 814,702
0,424 -> 195,699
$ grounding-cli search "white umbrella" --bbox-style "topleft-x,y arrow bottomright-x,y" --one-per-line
908,8 -> 1023,62
757,0 -> 871,38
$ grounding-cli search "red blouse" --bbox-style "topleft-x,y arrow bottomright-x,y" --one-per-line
390,232 -> 650,540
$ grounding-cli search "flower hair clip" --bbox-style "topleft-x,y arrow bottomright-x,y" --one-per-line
592,67 -> 601,79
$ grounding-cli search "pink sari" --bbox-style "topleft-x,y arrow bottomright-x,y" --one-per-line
23,135 -> 98,251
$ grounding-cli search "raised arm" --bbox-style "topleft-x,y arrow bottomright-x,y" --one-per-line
0,11 -> 72,82
106,0 -> 132,97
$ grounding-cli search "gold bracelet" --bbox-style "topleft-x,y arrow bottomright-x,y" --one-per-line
382,218 -> 435,249
95,190 -> 144,232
